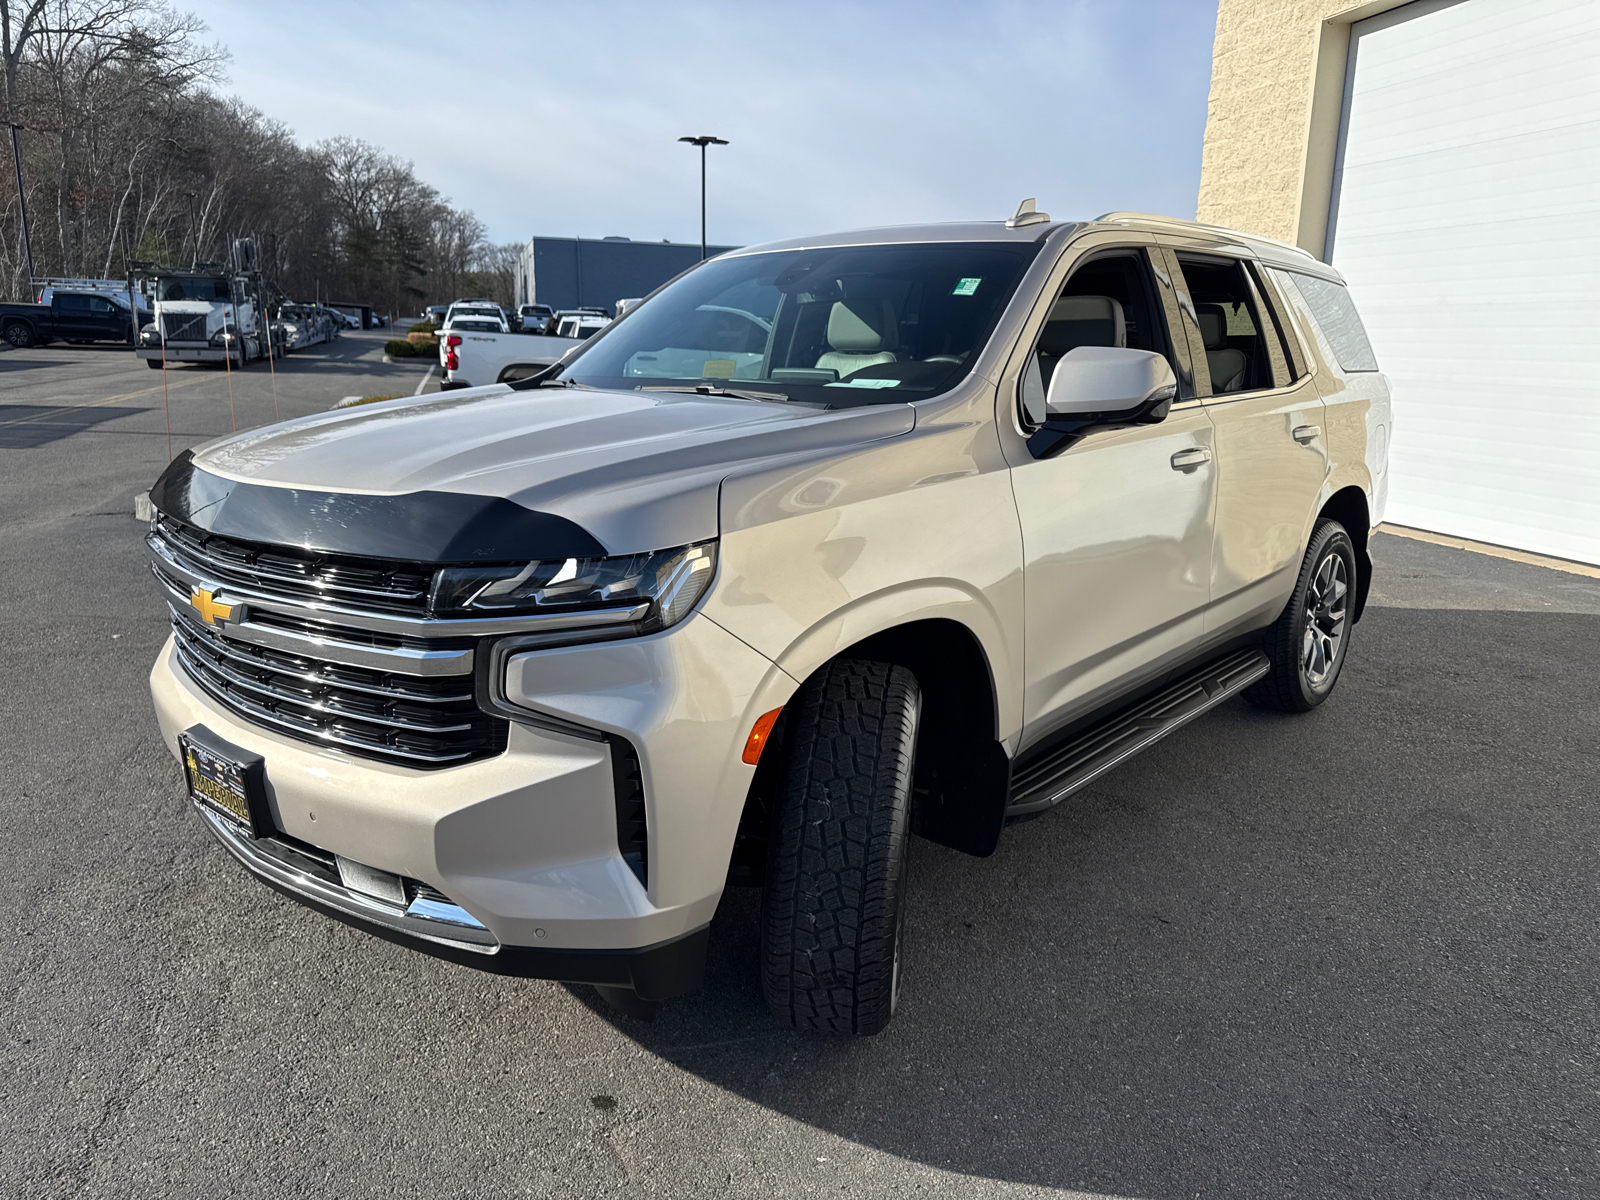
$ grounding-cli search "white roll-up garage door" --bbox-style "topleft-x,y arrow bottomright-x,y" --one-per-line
1326,0 -> 1600,565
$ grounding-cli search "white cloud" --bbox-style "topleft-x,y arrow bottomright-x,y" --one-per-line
202,0 -> 1217,248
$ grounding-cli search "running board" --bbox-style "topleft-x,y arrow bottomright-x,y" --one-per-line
1006,648 -> 1270,817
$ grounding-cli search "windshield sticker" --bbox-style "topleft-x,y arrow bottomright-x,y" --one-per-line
702,360 -> 736,378
952,277 -> 982,296
824,377 -> 901,389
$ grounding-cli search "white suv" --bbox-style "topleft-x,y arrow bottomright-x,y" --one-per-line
146,207 -> 1389,1033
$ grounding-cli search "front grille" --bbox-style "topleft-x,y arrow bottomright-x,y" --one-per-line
161,312 -> 208,342
170,612 -> 507,768
155,515 -> 432,615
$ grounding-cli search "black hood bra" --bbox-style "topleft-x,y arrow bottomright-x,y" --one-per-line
148,451 -> 608,564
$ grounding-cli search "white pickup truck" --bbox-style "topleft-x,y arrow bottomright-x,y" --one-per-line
440,329 -> 584,389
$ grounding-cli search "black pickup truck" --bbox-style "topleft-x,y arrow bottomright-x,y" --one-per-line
1,291 -> 137,348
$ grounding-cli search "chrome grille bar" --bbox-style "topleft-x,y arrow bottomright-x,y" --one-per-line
171,615 -> 505,768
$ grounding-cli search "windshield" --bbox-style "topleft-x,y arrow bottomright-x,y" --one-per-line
157,277 -> 231,302
554,241 -> 1039,405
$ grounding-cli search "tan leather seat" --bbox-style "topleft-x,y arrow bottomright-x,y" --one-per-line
816,298 -> 897,378
1040,295 -> 1125,355
1035,295 -> 1125,389
1195,304 -> 1248,393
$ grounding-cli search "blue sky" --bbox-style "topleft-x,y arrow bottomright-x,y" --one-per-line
203,0 -> 1219,249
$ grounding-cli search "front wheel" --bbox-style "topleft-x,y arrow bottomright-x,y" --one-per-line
761,659 -> 920,1036
1246,518 -> 1357,712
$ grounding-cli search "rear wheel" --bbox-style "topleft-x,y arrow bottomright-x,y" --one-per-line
1246,518 -> 1357,712
5,323 -> 34,348
760,659 -> 920,1036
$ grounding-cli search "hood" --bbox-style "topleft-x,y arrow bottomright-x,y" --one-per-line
158,300 -> 224,315
179,385 -> 915,556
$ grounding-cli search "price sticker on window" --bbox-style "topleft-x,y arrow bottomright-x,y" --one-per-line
952,277 -> 982,296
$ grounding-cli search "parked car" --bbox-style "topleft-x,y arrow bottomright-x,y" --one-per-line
423,305 -> 450,326
144,209 -> 1389,1033
1,290 -> 136,348
519,303 -> 555,333
442,301 -> 503,328
555,310 -> 610,339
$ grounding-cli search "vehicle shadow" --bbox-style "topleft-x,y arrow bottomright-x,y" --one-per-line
584,604 -> 1600,1197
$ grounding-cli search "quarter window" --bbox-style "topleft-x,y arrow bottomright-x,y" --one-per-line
1274,270 -> 1379,372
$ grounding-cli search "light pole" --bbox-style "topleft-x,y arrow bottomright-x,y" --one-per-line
9,124 -> 34,283
677,135 -> 728,261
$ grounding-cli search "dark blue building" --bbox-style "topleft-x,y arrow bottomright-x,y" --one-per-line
515,236 -> 739,316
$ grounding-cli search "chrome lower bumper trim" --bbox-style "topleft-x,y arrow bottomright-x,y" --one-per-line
193,803 -> 499,954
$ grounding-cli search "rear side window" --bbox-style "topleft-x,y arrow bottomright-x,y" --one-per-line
1276,271 -> 1378,372
1172,255 -> 1278,396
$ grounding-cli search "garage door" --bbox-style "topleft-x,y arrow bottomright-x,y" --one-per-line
1325,0 -> 1600,565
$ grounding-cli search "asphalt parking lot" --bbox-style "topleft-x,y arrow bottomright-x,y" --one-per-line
3,341 -> 1598,1199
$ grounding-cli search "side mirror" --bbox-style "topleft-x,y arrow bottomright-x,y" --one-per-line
1045,346 -> 1178,424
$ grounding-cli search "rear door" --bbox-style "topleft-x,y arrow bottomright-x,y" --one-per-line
1005,237 -> 1218,745
1164,245 -> 1327,636
86,296 -> 127,341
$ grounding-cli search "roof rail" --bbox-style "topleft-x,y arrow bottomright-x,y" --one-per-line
1091,212 -> 1317,261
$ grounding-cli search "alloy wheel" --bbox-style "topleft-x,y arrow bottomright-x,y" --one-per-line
1301,550 -> 1349,690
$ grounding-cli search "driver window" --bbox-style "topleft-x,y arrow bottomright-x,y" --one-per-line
1020,250 -> 1174,427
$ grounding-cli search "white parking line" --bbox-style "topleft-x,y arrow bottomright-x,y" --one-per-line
414,365 -> 435,396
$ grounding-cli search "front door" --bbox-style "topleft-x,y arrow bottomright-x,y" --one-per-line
1167,250 -> 1328,635
1008,246 -> 1218,747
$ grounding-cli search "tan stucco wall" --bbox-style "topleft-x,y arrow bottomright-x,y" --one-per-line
1197,0 -> 1412,257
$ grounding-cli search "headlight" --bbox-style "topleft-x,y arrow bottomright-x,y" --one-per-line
139,327 -> 161,346
209,327 -> 235,345
429,541 -> 717,634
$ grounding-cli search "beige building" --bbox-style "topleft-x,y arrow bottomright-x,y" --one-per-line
1199,0 -> 1600,565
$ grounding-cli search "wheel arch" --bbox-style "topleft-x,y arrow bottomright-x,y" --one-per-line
1317,484 -> 1373,622
735,616 -> 1011,870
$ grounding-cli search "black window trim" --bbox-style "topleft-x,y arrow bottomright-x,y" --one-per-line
1248,261 -> 1311,382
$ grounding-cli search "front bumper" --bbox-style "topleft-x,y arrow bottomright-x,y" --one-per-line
193,802 -> 708,997
139,345 -> 227,362
149,610 -> 795,980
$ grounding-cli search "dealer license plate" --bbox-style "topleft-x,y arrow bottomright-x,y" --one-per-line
179,726 -> 268,837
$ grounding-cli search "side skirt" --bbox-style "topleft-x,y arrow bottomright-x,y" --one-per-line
1006,648 -> 1269,817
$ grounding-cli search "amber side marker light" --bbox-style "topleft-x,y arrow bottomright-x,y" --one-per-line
742,707 -> 784,765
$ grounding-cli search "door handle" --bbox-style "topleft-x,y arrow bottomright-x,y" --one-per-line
1170,447 -> 1212,472
1292,424 -> 1321,444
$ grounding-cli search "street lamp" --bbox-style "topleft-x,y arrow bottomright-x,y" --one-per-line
677,135 -> 728,261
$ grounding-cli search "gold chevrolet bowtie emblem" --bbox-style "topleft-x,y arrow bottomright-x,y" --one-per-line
189,587 -> 234,625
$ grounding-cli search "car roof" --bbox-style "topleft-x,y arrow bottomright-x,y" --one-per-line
722,212 -> 1337,280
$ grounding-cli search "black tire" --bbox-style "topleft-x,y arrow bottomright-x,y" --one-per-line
145,358 -> 163,370
1246,518 -> 1357,713
5,322 -> 34,348
760,659 -> 920,1036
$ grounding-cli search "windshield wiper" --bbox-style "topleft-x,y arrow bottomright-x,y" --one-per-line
641,384 -> 789,403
